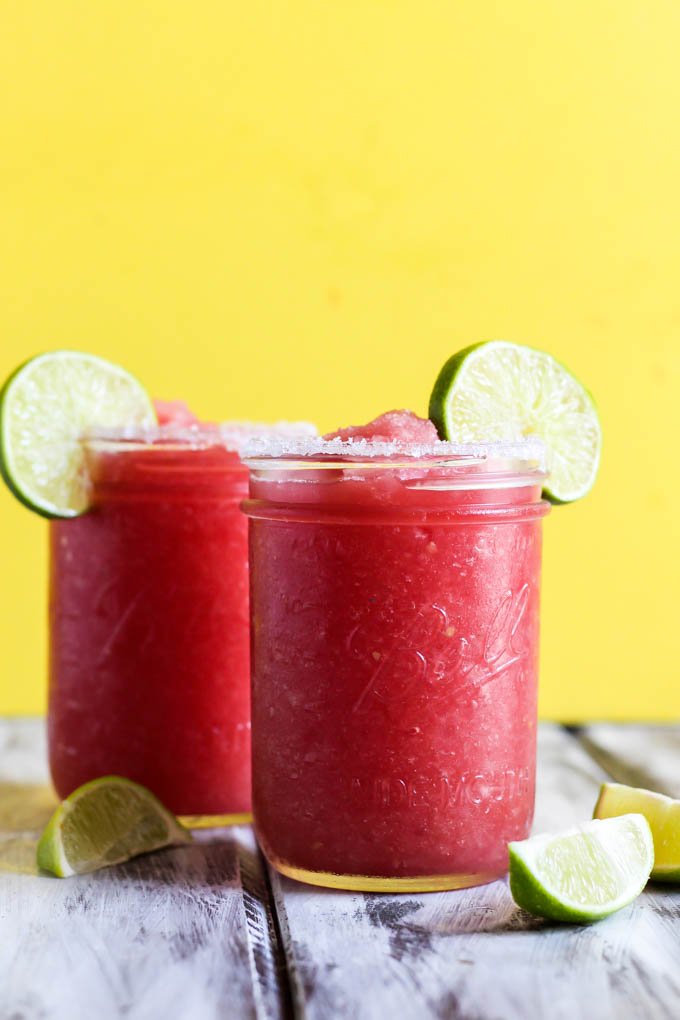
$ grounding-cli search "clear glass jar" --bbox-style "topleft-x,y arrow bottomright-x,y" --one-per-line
243,440 -> 550,891
48,431 -> 251,822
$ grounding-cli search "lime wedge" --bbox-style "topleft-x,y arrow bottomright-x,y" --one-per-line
428,340 -> 602,503
0,350 -> 155,517
37,776 -> 192,877
594,782 -> 680,882
509,814 -> 653,923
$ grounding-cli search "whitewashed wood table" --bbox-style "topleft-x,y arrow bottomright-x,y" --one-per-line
2,718 -> 680,1020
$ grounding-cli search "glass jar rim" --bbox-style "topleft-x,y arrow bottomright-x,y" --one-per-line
82,421 -> 318,455
242,434 -> 549,480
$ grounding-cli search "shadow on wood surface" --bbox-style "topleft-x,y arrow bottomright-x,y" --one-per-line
0,780 -> 57,874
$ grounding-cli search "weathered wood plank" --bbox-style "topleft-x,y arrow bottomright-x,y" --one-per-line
580,724 -> 680,798
267,724 -> 680,1020
0,718 -> 288,1020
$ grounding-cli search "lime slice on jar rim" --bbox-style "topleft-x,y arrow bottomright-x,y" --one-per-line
0,350 -> 156,518
37,775 -> 192,877
508,814 -> 653,923
594,782 -> 680,883
428,340 -> 602,503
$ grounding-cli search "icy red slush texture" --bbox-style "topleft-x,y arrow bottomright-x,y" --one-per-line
48,439 -> 251,817
245,419 -> 549,890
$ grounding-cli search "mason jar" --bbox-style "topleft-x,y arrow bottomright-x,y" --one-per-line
243,436 -> 550,891
48,428 -> 252,822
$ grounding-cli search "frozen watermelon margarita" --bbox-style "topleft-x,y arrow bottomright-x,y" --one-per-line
0,344 -> 600,873
243,411 -> 551,891
48,401 -> 316,820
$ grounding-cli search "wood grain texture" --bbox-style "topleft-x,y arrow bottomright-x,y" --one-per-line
580,724 -> 680,798
0,718 -> 288,1020
268,724 -> 680,1020
5,719 -> 680,1020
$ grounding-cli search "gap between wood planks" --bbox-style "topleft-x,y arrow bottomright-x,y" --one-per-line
237,834 -> 296,1020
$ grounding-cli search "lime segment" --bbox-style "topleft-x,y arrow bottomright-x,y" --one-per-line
428,340 -> 601,503
37,776 -> 192,877
594,782 -> 680,882
0,350 -> 155,517
509,814 -> 653,923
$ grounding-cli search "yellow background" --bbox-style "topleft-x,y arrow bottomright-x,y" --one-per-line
1,2 -> 679,719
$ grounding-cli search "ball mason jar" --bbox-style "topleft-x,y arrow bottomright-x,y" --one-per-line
48,428 -> 252,822
243,437 -> 550,891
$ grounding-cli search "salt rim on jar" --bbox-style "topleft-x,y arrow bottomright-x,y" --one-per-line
241,431 -> 550,476
83,421 -> 318,456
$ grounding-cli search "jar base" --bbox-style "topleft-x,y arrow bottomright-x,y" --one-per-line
267,855 -> 504,893
179,811 -> 253,829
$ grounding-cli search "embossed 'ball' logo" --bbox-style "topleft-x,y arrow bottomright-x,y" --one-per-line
350,585 -> 532,712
